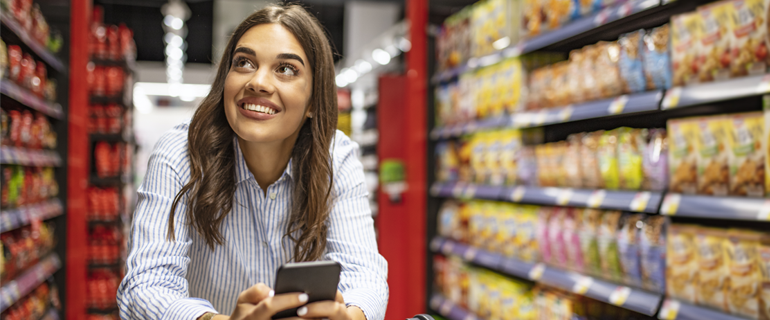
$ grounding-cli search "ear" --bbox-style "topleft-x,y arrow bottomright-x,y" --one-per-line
305,104 -> 314,119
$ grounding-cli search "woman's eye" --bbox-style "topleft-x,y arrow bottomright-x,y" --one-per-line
233,57 -> 254,69
277,64 -> 298,76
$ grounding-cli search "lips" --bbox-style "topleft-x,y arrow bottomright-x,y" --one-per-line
236,97 -> 281,120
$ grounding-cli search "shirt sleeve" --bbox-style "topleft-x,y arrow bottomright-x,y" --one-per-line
117,128 -> 218,320
325,132 -> 389,320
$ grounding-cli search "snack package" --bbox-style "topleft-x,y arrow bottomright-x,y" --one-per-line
667,224 -> 699,303
729,0 -> 770,77
671,13 -> 702,87
563,208 -> 585,273
567,50 -> 586,104
500,204 -> 518,258
500,129 -> 522,186
581,131 -> 604,189
501,58 -> 525,114
668,118 -> 699,194
619,30 -> 647,94
759,237 -> 770,320
438,201 -> 461,240
594,41 -> 624,99
521,0 -> 543,38
598,129 -> 620,190
727,112 -> 765,197
642,129 -> 669,191
526,66 -> 550,110
697,1 -> 733,82
545,0 -> 574,30
640,215 -> 668,293
581,45 -> 602,101
552,142 -> 569,187
0,39 -> 6,79
766,96 -> 770,197
565,133 -> 584,188
617,213 -> 643,287
468,202 -> 485,248
618,128 -> 647,190
724,230 -> 763,319
548,207 -> 568,267
694,227 -> 729,311
599,211 -> 623,283
537,206 -> 554,264
436,141 -> 460,182
486,132 -> 504,186
517,146 -> 539,186
696,116 -> 730,196
643,24 -> 673,90
517,205 -> 540,262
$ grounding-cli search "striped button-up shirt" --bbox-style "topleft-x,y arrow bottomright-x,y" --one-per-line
117,122 -> 388,320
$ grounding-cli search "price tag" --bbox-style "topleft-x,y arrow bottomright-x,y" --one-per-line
662,87 -> 682,109
609,286 -> 631,306
511,186 -> 526,202
572,276 -> 594,295
504,42 -> 524,58
629,192 -> 651,212
464,185 -> 477,199
587,190 -> 606,208
758,200 -> 770,220
442,241 -> 455,255
439,300 -> 454,315
660,194 -> 681,215
593,8 -> 613,26
559,106 -> 573,122
528,263 -> 546,280
464,247 -> 478,261
658,299 -> 681,320
608,95 -> 629,115
557,189 -> 573,206
534,111 -> 548,126
757,74 -> 770,94
618,1 -> 634,17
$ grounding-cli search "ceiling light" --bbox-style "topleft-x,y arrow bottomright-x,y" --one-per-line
168,35 -> 184,48
355,60 -> 372,74
336,76 -> 348,87
342,68 -> 358,83
398,38 -> 411,52
372,49 -> 391,65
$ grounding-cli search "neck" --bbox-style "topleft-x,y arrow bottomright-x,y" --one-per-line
238,135 -> 296,195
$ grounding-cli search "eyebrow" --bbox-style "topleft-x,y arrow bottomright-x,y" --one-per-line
233,47 -> 305,67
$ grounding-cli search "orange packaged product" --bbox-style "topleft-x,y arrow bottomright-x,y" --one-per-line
580,45 -> 601,101
567,49 -> 586,104
594,41 -> 624,99
667,224 -> 699,303
671,12 -> 703,86
694,227 -> 729,311
724,230 -> 764,319
729,0 -> 770,77
527,67 -> 550,111
565,133 -> 584,188
697,1 -> 734,82
580,131 -> 604,189
758,235 -> 770,320
549,61 -> 571,107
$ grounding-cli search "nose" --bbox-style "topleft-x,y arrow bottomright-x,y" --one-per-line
245,67 -> 275,94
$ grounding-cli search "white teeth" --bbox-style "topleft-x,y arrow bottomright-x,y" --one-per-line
242,103 -> 276,115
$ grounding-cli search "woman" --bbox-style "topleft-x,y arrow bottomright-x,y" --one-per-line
117,5 -> 388,320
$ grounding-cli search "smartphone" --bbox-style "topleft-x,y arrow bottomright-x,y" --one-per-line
271,260 -> 341,319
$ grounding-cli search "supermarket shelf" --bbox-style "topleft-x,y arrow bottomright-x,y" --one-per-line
658,299 -> 750,320
430,117 -> 508,140
87,307 -> 119,315
90,175 -> 131,187
88,262 -> 121,270
430,182 -> 663,213
90,94 -> 130,106
512,90 -> 663,128
91,58 -> 138,74
430,0 -> 660,84
0,13 -> 66,72
0,79 -> 64,119
429,293 -> 478,320
0,146 -> 63,167
0,254 -> 62,313
0,198 -> 64,233
662,74 -> 770,110
431,237 -> 662,317
90,133 -> 135,143
660,193 -> 770,221
40,307 -> 60,320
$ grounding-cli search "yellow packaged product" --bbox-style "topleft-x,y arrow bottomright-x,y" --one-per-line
468,201 -> 485,248
759,236 -> 770,320
521,0 -> 543,38
485,131 -> 504,186
469,133 -> 487,184
516,205 -> 540,262
729,0 -> 770,77
476,68 -> 494,119
581,131 -> 605,189
568,49 -> 587,103
499,129 -> 522,185
765,96 -> 770,197
667,224 -> 699,303
482,202 -> 502,252
546,0 -> 574,30
696,116 -> 730,196
486,272 -> 504,320
727,112 -> 765,197
565,133 -> 584,188
694,227 -> 729,311
499,204 -> 518,257
598,129 -> 620,190
552,141 -> 569,187
724,230 -> 763,319
697,1 -> 734,82
668,118 -> 699,194
671,12 -> 703,86
502,58 -> 525,114
618,128 -> 647,190
535,143 -> 552,187
526,66 -> 550,110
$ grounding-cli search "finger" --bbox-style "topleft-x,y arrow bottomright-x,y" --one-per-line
238,283 -> 274,304
335,291 -> 345,304
256,292 -> 309,316
297,301 -> 345,319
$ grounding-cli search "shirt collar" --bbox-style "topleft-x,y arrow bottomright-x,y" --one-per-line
233,136 -> 294,185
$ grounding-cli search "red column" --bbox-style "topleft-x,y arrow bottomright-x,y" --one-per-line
376,0 -> 427,319
67,0 -> 91,318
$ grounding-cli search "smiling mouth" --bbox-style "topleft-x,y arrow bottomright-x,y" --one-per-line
240,103 -> 277,115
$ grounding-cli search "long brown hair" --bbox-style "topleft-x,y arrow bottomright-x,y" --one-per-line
167,4 -> 338,262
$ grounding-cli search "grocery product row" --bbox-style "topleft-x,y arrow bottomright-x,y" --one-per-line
0,0 -> 64,70
432,260 -> 657,320
1,109 -> 59,150
1,280 -> 60,320
0,253 -> 61,313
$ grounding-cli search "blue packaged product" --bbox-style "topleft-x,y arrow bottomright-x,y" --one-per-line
619,30 -> 646,93
643,24 -> 673,90
640,215 -> 667,293
618,213 -> 644,287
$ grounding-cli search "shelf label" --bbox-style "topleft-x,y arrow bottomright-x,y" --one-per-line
609,286 -> 631,306
452,184 -> 465,198
442,241 -> 455,255
658,299 -> 680,320
662,87 -> 682,109
630,192 -> 651,212
660,194 -> 681,215
594,8 -> 613,26
511,186 -> 526,202
559,106 -> 573,122
463,185 -> 477,199
534,111 -> 548,126
608,95 -> 629,115
464,247 -> 478,261
572,276 -> 594,295
557,189 -> 573,206
758,200 -> 770,220
587,190 -> 606,208
528,263 -> 546,280
757,74 -> 770,94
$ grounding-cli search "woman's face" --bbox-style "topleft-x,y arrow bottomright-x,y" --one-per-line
223,23 -> 313,144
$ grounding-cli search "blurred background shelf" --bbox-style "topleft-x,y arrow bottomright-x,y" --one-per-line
0,198 -> 64,233
658,299 -> 753,320
0,13 -> 66,72
0,254 -> 62,313
0,79 -> 64,119
0,146 -> 62,167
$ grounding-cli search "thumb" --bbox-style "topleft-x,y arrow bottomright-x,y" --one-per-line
237,283 -> 274,305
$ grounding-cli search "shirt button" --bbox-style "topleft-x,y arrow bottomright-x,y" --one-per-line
269,193 -> 277,200
262,242 -> 268,248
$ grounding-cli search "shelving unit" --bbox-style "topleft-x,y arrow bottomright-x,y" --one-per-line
0,254 -> 62,313
0,199 -> 64,233
658,299 -> 750,320
429,294 -> 478,320
0,146 -> 63,167
0,80 -> 64,118
0,13 -> 66,72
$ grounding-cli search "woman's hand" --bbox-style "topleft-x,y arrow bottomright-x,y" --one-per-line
295,291 -> 366,320
216,283 -> 310,320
